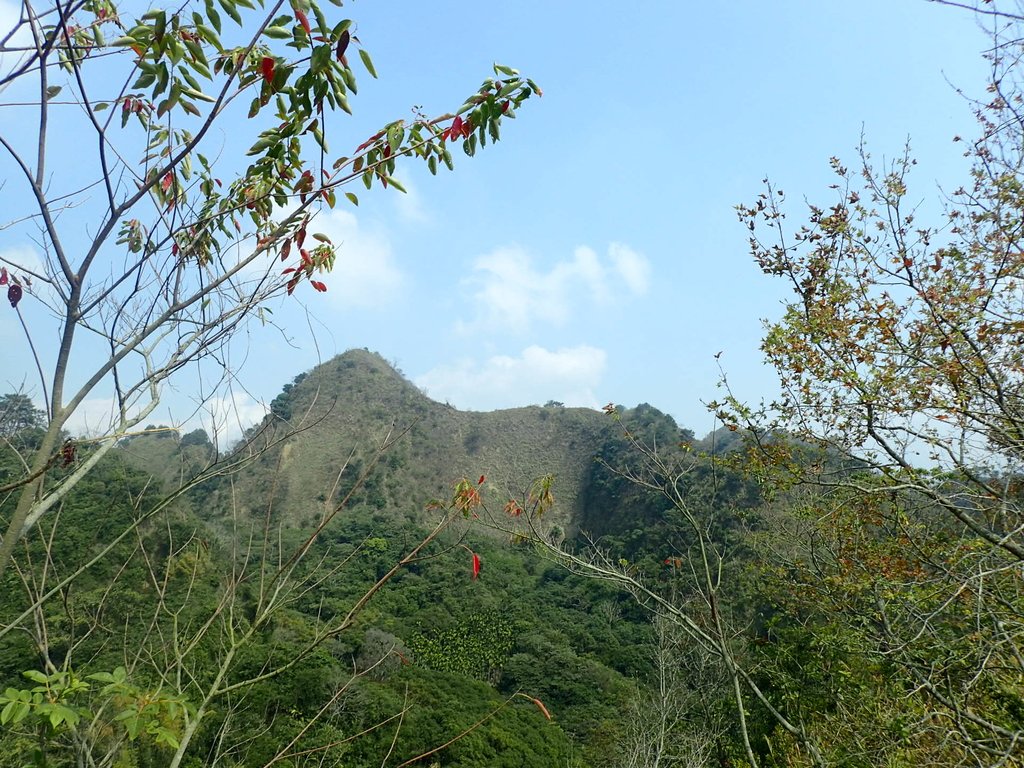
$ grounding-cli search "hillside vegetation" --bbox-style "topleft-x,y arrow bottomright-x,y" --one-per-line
1,352 -> 740,767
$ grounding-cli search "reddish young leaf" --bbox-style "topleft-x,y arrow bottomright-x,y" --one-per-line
261,56 -> 275,83
311,280 -> 327,292
336,29 -> 350,61
0,267 -> 7,285
478,475 -> 486,485
294,8 -> 311,34
471,552 -> 481,580
161,172 -> 173,193
8,284 -> 23,308
356,130 -> 384,152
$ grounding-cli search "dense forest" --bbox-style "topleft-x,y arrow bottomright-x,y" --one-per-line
0,359 -> 745,767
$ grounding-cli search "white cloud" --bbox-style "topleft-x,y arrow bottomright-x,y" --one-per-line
414,345 -> 607,411
61,390 -> 267,449
0,245 -> 45,279
608,242 -> 651,295
63,398 -> 127,438
456,242 -> 650,334
194,392 -> 268,448
313,210 -> 405,308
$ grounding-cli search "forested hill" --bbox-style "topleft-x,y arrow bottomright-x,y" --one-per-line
121,347 -> 701,538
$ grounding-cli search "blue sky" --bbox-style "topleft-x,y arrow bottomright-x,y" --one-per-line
0,1 -> 995,442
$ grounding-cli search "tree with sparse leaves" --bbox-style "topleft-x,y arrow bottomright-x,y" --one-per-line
717,2 -> 1024,763
0,0 -> 539,578
0,0 -> 539,763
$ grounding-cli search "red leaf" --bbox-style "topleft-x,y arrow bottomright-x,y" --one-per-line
8,283 -> 23,308
0,267 -> 7,285
356,130 -> 384,151
450,115 -> 463,140
261,56 -> 275,83
336,29 -> 350,61
294,8 -> 311,34
60,441 -> 76,467
478,475 -> 485,485
471,552 -> 481,580
311,280 -> 327,292
161,172 -> 173,193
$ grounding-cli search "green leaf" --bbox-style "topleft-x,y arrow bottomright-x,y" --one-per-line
358,48 -> 376,78
263,25 -> 291,39
493,63 -> 518,76
183,38 -> 208,65
218,0 -> 242,25
196,23 -> 220,47
247,137 -> 275,155
49,704 -> 80,729
205,0 -> 222,32
344,191 -> 358,205
45,85 -> 62,100
154,63 -> 170,97
22,670 -> 48,684
183,86 -> 215,103
311,44 -> 330,75
386,124 -> 405,152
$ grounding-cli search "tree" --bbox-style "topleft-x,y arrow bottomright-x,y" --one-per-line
0,1 -> 540,763
717,2 -> 1024,762
0,0 -> 539,577
0,394 -> 44,438
500,428 -> 829,768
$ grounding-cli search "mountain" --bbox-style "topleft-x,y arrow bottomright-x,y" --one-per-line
220,349 -> 643,533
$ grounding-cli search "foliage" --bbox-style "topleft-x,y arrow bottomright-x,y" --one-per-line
713,4 -> 1024,762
